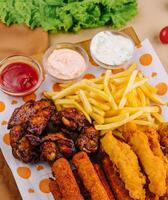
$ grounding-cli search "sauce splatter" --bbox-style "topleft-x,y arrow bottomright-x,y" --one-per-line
36,165 -> 44,171
17,167 -> 31,179
39,178 -> 50,193
83,73 -> 96,79
23,92 -> 36,102
139,53 -> 152,66
0,101 -> 5,112
1,120 -> 8,125
53,83 -> 61,92
151,72 -> 157,77
112,68 -> 125,74
28,188 -> 35,193
155,82 -> 168,95
3,133 -> 10,145
11,100 -> 18,105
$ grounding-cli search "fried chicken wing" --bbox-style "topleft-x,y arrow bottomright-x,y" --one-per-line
8,99 -> 54,129
27,107 -> 53,135
42,132 -> 76,159
10,125 -> 24,147
61,108 -> 89,131
13,136 -> 40,163
76,127 -> 100,153
41,141 -> 58,162
10,124 -> 41,162
8,100 -> 99,163
8,101 -> 34,129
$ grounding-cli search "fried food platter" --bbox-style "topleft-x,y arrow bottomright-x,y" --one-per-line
0,27 -> 168,200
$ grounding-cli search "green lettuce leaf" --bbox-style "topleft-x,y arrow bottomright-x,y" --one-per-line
0,0 -> 137,32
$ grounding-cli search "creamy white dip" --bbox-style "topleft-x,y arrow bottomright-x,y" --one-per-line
90,31 -> 134,66
47,49 -> 87,80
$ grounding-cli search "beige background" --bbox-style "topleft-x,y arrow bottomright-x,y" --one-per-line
1,0 -> 168,200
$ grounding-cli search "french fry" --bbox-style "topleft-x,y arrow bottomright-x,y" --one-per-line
140,85 -> 167,105
109,83 -> 116,93
132,120 -> 154,126
121,106 -> 159,113
152,112 -> 166,123
90,113 -> 104,124
66,95 -> 80,100
83,82 -> 110,102
59,81 -> 75,88
85,80 -> 104,90
79,90 -> 92,114
92,106 -> 105,117
95,111 -> 143,130
119,70 -> 138,108
110,64 -> 136,79
52,81 -> 85,100
113,88 -> 125,101
105,110 -> 120,117
136,88 -> 146,106
111,77 -> 129,84
127,90 -> 138,107
55,104 -> 62,111
104,113 -> 129,124
45,63 -> 166,132
43,91 -> 58,99
104,70 -> 117,109
144,82 -> 157,94
92,76 -> 104,83
89,98 -> 110,111
132,78 -> 148,89
89,91 -> 107,101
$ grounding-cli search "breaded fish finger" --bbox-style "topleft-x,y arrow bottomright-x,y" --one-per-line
52,158 -> 84,200
49,180 -> 62,200
72,151 -> 110,200
101,155 -> 133,200
94,163 -> 115,200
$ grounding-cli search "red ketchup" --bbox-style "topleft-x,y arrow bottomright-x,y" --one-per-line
0,62 -> 39,93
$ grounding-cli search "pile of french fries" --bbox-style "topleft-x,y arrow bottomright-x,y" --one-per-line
44,64 -> 167,132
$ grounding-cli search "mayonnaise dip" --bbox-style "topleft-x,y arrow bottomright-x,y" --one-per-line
90,31 -> 135,66
47,49 -> 87,80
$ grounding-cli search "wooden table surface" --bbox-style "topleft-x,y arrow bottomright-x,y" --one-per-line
1,0 -> 168,199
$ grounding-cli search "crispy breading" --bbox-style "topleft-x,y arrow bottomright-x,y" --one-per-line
52,158 -> 84,200
101,132 -> 146,200
123,123 -> 167,197
94,163 -> 115,200
72,151 -> 110,200
49,180 -> 62,200
143,126 -> 165,159
158,123 -> 168,155
101,155 -> 133,200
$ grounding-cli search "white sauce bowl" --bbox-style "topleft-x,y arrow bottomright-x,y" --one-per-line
90,31 -> 135,69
